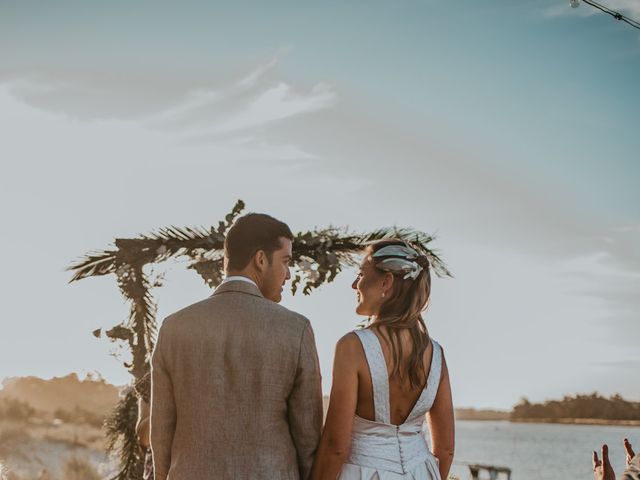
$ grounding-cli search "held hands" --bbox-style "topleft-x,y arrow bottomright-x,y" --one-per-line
593,438 -> 636,480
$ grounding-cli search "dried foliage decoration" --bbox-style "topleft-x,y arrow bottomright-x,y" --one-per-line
104,388 -> 144,479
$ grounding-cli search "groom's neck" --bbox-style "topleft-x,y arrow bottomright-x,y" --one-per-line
225,269 -> 261,286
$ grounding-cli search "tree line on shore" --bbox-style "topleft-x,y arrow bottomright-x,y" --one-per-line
511,393 -> 640,421
2,375 -> 638,424
0,396 -> 106,427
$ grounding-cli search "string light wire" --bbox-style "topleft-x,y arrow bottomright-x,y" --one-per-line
574,0 -> 640,30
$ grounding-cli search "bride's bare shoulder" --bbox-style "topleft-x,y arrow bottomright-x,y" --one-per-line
334,331 -> 365,359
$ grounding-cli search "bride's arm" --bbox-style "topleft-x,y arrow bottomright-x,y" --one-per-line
310,333 -> 360,480
427,351 -> 455,479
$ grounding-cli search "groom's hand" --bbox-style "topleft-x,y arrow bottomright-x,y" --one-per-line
593,444 -> 616,480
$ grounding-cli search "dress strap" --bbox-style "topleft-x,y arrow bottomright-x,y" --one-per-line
423,340 -> 442,412
353,329 -> 390,424
403,339 -> 443,423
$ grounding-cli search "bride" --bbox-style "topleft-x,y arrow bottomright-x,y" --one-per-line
310,239 -> 454,480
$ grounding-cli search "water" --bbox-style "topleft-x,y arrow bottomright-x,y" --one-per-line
448,420 -> 640,479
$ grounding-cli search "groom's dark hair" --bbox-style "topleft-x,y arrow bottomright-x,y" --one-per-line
224,213 -> 294,271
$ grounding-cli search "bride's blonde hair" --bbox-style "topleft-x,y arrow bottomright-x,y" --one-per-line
367,238 -> 432,388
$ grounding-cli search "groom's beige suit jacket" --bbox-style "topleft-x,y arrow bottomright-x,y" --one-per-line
150,279 -> 323,480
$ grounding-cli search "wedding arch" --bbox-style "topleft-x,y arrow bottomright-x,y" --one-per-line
68,200 -> 451,480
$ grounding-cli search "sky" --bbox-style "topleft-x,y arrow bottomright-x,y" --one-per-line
0,0 -> 638,409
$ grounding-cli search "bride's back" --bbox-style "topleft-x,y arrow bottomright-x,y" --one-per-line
355,325 -> 435,425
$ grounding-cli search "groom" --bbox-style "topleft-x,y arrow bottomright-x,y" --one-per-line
151,213 -> 323,479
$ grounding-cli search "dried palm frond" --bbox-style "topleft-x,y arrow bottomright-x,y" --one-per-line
104,389 -> 144,480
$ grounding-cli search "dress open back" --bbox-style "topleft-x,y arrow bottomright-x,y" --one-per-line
339,328 -> 443,480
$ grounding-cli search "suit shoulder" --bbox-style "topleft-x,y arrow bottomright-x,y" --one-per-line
262,301 -> 310,329
250,297 -> 309,323
158,296 -> 216,328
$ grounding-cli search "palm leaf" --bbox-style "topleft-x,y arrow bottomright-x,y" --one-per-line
67,250 -> 118,281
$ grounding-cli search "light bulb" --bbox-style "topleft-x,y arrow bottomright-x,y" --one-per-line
570,0 -> 580,7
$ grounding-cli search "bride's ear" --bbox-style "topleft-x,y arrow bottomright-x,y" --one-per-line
382,272 -> 394,296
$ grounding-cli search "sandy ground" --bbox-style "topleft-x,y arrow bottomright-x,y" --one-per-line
0,420 -> 117,480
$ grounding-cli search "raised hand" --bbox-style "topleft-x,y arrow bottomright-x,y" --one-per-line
624,438 -> 636,465
593,444 -> 616,480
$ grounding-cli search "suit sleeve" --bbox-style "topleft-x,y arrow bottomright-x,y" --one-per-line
150,319 -> 177,480
288,319 -> 324,480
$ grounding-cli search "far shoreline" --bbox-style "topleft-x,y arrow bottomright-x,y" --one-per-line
458,417 -> 640,427
510,418 -> 640,427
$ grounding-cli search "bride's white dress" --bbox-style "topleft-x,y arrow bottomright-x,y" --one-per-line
339,329 -> 443,480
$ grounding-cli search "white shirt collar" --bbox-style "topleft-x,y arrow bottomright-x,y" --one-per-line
222,275 -> 258,289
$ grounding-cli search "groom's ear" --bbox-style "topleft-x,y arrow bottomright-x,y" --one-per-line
254,249 -> 268,272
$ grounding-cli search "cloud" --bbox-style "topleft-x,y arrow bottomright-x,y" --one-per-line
0,49 -> 337,138
615,224 -> 640,233
150,89 -> 222,123
209,82 -> 336,135
556,233 -> 640,348
236,47 -> 291,89
3,70 -> 195,121
590,360 -> 640,368
0,51 -> 338,161
561,226 -> 640,274
143,52 -> 337,138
